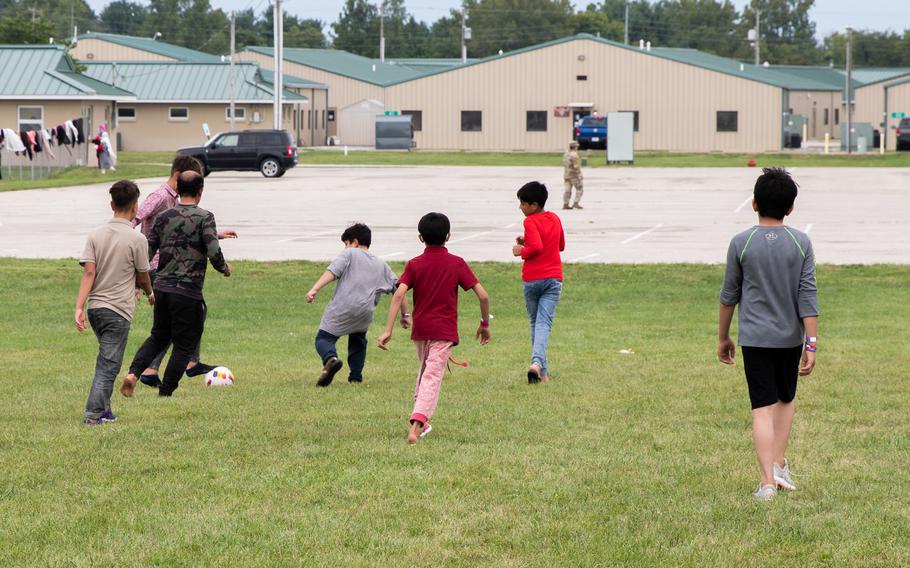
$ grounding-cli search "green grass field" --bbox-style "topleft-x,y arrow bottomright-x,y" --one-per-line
2,149 -> 908,193
1,259 -> 907,566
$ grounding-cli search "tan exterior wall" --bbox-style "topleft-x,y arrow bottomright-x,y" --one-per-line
787,90 -> 841,140
238,50 -> 381,145
114,103 -> 295,151
288,86 -> 328,146
0,99 -> 114,166
383,38 -> 783,153
853,82 -> 888,143
70,39 -> 175,62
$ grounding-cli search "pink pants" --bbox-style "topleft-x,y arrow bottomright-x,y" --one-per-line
410,340 -> 454,425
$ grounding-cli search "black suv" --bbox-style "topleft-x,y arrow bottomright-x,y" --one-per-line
897,118 -> 910,151
178,130 -> 298,178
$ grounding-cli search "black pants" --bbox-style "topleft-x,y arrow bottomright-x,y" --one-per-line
129,291 -> 205,396
315,329 -> 368,381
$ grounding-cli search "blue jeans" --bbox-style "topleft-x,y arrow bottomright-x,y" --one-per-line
85,308 -> 131,419
523,278 -> 562,376
315,329 -> 368,381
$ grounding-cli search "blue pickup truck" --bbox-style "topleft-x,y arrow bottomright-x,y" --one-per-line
574,115 -> 607,149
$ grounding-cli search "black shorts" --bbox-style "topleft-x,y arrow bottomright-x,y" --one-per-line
741,346 -> 803,409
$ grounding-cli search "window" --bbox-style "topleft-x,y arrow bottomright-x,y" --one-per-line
17,106 -> 43,132
526,111 -> 547,132
619,110 -> 640,132
117,107 -> 136,122
225,107 -> 246,121
576,75 -> 588,81
169,107 -> 189,121
824,108 -> 829,125
834,108 -> 840,125
216,133 -> 239,147
402,110 -> 422,131
716,111 -> 738,132
461,111 -> 482,132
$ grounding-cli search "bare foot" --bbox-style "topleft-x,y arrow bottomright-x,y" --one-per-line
540,374 -> 551,382
407,421 -> 421,445
120,374 -> 138,397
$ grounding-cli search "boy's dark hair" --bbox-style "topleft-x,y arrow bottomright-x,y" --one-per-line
341,223 -> 372,247
109,180 -> 140,211
171,154 -> 203,175
418,212 -> 450,246
516,181 -> 548,208
177,171 -> 204,197
754,167 -> 798,220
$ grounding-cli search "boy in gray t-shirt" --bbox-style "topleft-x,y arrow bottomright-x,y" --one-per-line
307,224 -> 410,386
718,168 -> 819,502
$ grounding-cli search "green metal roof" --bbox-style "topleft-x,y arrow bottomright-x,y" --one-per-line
848,68 -> 910,87
885,75 -> 910,89
244,47 -> 438,86
81,61 -> 306,103
0,45 -> 132,99
387,58 -> 477,74
747,64 -> 858,90
77,32 -> 221,63
258,68 -> 328,90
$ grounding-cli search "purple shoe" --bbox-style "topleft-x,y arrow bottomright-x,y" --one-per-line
100,408 -> 117,423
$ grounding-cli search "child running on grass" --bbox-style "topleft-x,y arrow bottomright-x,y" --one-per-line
306,223 -> 411,386
717,167 -> 818,501
132,154 -> 238,388
121,171 -> 232,398
512,181 -> 565,384
378,213 -> 491,445
75,180 -> 154,425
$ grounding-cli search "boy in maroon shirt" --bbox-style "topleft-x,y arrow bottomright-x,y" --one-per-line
378,212 -> 491,445
512,181 -> 565,383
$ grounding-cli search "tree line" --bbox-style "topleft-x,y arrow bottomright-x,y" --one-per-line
2,0 -> 909,67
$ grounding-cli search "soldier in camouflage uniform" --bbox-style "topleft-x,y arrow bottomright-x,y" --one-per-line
563,141 -> 584,210
122,171 -> 231,397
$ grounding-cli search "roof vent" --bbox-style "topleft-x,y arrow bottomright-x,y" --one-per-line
372,64 -> 376,72
740,63 -> 744,71
639,39 -> 645,50
763,61 -> 770,67
646,41 -> 651,51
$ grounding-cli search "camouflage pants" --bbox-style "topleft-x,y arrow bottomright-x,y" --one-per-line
564,177 -> 583,206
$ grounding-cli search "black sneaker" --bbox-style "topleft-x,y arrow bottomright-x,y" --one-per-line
185,362 -> 216,378
317,357 -> 343,387
139,373 -> 161,388
348,377 -> 363,384
527,368 -> 541,384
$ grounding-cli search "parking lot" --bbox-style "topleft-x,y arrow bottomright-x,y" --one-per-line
0,165 -> 907,264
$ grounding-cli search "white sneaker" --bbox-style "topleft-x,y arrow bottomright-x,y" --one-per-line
774,459 -> 796,491
752,484 -> 777,502
419,423 -> 433,439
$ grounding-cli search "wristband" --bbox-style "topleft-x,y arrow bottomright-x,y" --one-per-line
805,343 -> 817,352
806,336 -> 817,343
402,312 -> 411,318
480,319 -> 490,328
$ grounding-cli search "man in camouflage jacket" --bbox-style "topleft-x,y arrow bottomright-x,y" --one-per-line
563,140 -> 584,210
122,171 -> 232,397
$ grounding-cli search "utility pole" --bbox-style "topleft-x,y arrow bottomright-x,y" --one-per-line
461,6 -> 469,63
273,0 -> 283,130
846,26 -> 853,154
379,1 -> 385,63
229,11 -> 236,131
624,3 -> 629,45
756,10 -> 761,65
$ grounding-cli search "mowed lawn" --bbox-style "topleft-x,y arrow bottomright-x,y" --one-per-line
0,260 -> 907,566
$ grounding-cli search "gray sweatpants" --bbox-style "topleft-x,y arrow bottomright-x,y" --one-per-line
85,308 -> 131,419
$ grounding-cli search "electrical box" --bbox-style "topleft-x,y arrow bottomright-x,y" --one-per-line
607,112 -> 634,163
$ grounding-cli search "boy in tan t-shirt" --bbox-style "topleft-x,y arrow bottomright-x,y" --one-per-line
75,180 -> 154,425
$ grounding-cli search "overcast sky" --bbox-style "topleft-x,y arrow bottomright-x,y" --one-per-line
85,0 -> 909,39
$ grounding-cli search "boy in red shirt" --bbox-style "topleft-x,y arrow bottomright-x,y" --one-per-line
378,212 -> 491,445
512,182 -> 565,383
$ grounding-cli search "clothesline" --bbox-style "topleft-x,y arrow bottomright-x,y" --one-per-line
0,117 -> 87,162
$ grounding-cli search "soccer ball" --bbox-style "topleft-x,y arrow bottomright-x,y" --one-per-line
205,366 -> 235,387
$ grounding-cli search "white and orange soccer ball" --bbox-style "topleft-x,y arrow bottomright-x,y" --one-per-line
205,366 -> 235,387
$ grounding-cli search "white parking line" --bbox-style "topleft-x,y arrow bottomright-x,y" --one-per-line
621,223 -> 664,245
569,253 -> 600,262
805,223 -> 813,234
273,229 -> 338,244
380,252 -> 404,259
449,230 -> 495,244
502,222 -> 517,229
734,195 -> 753,213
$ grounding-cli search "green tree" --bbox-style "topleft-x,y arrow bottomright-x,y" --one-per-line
100,0 -> 147,36
331,0 -> 379,56
823,29 -> 910,67
258,8 -> 327,49
736,0 -> 822,64
0,11 -> 55,43
571,6 -> 624,42
461,0 -> 575,57
658,0 -> 739,57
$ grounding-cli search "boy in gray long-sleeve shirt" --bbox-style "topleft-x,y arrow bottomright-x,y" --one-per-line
717,168 -> 819,502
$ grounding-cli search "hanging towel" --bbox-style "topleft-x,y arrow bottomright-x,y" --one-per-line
20,131 -> 34,159
65,120 -> 79,147
29,131 -> 42,154
55,125 -> 69,146
40,129 -> 56,159
73,118 -> 86,144
2,129 -> 25,153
